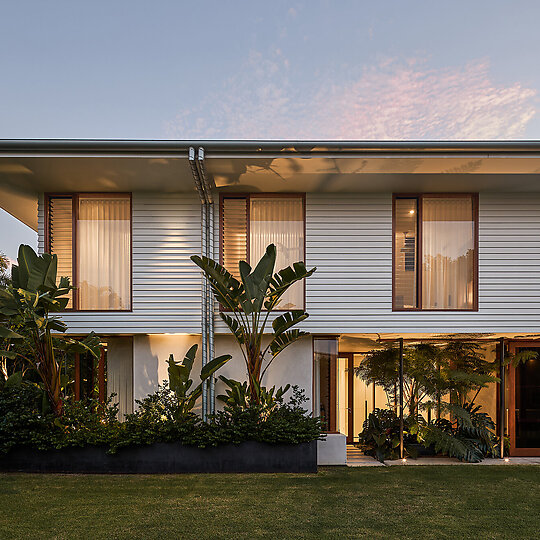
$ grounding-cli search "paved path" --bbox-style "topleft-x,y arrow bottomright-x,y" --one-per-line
346,445 -> 540,466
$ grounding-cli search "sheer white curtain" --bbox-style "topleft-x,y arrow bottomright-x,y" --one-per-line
77,196 -> 131,310
422,197 -> 474,309
250,197 -> 304,309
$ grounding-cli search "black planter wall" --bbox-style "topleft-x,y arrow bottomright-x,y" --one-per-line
0,441 -> 317,474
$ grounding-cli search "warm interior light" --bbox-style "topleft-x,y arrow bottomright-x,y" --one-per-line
409,209 -> 415,214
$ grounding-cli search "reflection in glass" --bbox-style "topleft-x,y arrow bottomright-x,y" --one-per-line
314,337 -> 338,432
422,197 -> 474,309
394,198 -> 418,309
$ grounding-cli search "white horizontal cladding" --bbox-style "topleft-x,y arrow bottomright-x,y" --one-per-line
304,192 -> 540,334
38,192 -> 203,334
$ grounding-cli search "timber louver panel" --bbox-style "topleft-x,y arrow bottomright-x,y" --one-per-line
48,197 -> 73,306
222,197 -> 247,279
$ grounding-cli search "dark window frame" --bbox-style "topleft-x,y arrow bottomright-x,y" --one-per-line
44,192 -> 133,313
219,192 -> 307,312
392,193 -> 479,312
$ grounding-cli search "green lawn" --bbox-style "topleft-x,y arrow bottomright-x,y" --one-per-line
1,466 -> 539,539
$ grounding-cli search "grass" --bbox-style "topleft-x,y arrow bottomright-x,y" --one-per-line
1,466 -> 539,539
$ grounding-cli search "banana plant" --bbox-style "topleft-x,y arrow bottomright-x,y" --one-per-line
0,245 -> 101,415
217,374 -> 290,414
167,344 -> 231,416
191,243 -> 316,402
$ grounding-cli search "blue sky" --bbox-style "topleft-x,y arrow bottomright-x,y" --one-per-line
1,0 -> 540,259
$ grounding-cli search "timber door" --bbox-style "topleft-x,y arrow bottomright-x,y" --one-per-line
337,354 -> 354,443
508,343 -> 540,456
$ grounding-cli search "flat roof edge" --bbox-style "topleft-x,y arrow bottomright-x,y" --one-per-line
2,139 -> 540,156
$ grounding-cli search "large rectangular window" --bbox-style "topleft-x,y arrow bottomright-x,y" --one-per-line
221,194 -> 305,310
393,194 -> 477,311
46,194 -> 131,311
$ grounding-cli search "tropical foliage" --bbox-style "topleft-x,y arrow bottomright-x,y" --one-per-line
191,243 -> 315,401
356,340 -> 503,462
167,343 -> 231,416
217,375 -> 290,415
0,251 -> 10,288
0,245 -> 101,415
0,379 -> 322,455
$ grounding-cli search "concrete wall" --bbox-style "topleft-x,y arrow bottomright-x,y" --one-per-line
129,333 -> 314,413
132,334 -> 202,404
214,335 -> 314,413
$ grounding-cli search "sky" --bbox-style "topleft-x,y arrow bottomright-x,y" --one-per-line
1,0 -> 540,260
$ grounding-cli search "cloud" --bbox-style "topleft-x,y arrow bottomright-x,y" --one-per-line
165,56 -> 537,140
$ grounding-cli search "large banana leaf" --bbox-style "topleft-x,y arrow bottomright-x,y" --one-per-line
265,262 -> 316,310
239,244 -> 276,314
191,255 -> 244,311
269,329 -> 309,357
168,344 -> 198,397
168,344 -> 231,401
0,288 -> 19,316
200,353 -> 232,381
59,332 -> 101,358
220,312 -> 246,344
272,310 -> 309,336
0,327 -> 23,339
13,245 -> 58,292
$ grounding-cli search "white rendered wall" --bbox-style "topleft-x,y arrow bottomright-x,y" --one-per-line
130,333 -> 314,413
132,334 -> 202,404
214,335 -> 314,413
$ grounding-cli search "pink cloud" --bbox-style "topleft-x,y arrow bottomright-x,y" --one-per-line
166,57 -> 537,140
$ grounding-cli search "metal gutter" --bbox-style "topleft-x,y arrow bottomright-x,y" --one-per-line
2,139 -> 540,157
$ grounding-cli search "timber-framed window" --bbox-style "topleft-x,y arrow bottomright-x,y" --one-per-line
392,193 -> 478,311
220,193 -> 305,310
45,193 -> 132,311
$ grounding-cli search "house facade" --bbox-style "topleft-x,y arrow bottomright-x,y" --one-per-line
1,140 -> 540,462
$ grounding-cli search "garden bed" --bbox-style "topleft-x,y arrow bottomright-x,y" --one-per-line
0,440 -> 317,474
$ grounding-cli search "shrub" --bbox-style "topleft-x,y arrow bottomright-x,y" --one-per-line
0,383 -> 323,455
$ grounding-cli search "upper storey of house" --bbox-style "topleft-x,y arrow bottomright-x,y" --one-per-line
1,139 -> 540,335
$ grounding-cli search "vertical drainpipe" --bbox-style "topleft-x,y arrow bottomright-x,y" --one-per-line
189,147 -> 208,421
196,147 -> 216,415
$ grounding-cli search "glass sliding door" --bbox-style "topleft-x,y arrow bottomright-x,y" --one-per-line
509,344 -> 540,455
